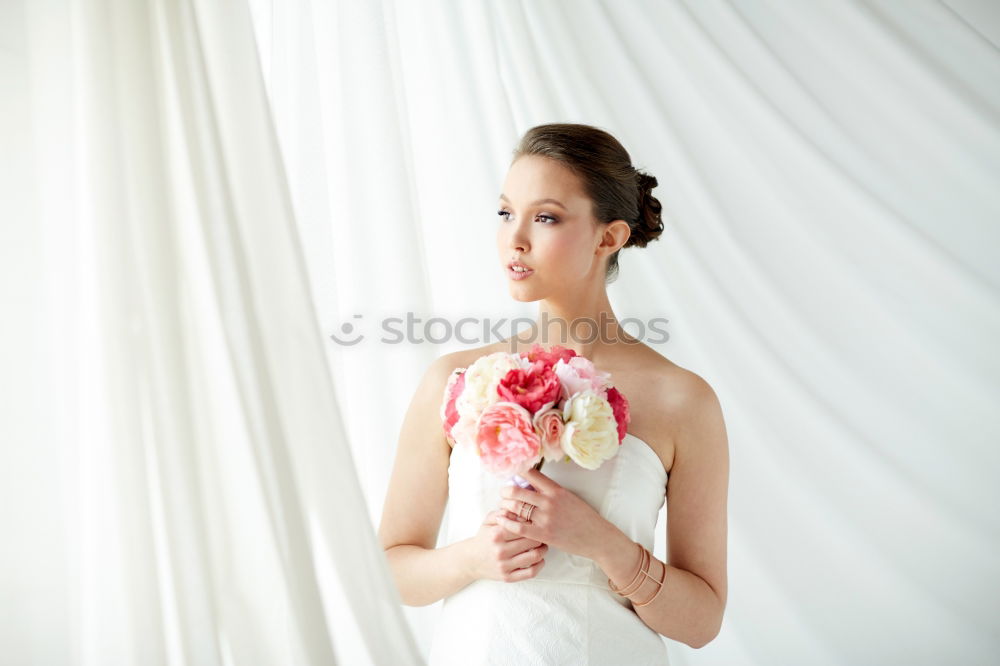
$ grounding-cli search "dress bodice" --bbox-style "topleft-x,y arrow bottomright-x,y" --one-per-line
430,432 -> 673,664
443,432 -> 669,606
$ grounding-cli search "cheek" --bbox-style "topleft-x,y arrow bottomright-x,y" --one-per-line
496,227 -> 508,254
543,234 -> 593,274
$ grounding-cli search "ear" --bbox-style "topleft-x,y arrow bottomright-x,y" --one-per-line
597,219 -> 631,257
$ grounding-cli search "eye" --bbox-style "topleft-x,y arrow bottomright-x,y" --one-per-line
496,210 -> 558,225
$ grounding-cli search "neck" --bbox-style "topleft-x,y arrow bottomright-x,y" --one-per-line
512,290 -> 632,364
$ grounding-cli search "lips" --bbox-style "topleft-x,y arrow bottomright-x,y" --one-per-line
507,262 -> 535,281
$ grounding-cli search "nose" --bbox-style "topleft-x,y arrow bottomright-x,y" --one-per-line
505,218 -> 530,254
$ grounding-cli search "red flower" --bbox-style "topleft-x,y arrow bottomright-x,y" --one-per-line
441,370 -> 466,437
497,366 -> 562,414
606,386 -> 631,444
520,343 -> 577,370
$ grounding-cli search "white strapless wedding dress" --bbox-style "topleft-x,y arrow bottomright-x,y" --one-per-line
427,432 -> 671,665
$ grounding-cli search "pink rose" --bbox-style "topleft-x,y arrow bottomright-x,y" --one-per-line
496,366 -> 562,414
532,402 -> 566,462
554,356 -> 611,400
450,413 -> 478,449
606,386 -> 631,444
476,402 -> 541,477
441,370 -> 466,439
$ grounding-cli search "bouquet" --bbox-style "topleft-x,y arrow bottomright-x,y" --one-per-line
439,343 -> 631,490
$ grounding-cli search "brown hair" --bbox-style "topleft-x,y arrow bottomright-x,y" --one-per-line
510,123 -> 664,283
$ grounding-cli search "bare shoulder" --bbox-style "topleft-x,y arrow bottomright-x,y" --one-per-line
653,356 -> 722,428
621,344 -> 726,473
438,343 -> 496,369
423,345 -> 491,389
440,339 -> 528,373
660,358 -> 723,440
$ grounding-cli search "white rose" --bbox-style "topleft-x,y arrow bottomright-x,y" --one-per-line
560,389 -> 620,470
455,352 -> 525,423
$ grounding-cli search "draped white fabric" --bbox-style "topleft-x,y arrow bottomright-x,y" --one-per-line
3,1 -> 999,665
2,0 -> 420,664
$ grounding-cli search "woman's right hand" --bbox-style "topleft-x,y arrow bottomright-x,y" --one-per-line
466,509 -> 548,583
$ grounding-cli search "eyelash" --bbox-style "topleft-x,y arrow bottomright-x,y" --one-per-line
497,210 -> 558,225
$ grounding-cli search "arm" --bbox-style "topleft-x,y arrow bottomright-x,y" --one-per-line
378,353 -> 474,607
593,373 -> 729,648
381,541 -> 477,607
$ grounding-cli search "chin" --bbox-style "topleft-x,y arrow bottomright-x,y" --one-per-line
508,287 -> 542,303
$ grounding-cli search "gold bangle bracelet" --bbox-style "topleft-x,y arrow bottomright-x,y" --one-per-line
607,542 -> 647,597
631,554 -> 667,607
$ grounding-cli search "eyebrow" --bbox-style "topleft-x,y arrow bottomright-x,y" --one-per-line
498,194 -> 568,209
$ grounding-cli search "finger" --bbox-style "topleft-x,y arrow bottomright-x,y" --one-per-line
497,513 -> 528,537
499,500 -> 530,515
520,467 -> 560,493
508,543 -> 548,570
505,558 -> 546,582
487,516 -> 514,536
482,508 -> 507,525
503,536 -> 545,553
498,498 -> 527,517
496,514 -> 533,538
499,484 -> 542,503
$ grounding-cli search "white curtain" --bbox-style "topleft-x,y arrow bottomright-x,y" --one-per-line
2,0 -> 419,664
3,0 -> 999,665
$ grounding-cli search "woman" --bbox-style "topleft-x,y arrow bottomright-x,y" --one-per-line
378,123 -> 729,664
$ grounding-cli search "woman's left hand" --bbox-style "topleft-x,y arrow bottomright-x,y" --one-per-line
496,467 -> 611,561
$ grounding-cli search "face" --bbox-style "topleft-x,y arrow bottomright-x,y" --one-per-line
497,155 -> 615,301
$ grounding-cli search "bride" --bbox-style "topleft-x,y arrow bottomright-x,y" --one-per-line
378,123 -> 729,665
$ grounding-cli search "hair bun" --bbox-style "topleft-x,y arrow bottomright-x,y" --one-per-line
629,169 -> 664,248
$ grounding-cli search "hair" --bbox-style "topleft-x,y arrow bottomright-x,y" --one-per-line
510,123 -> 664,283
